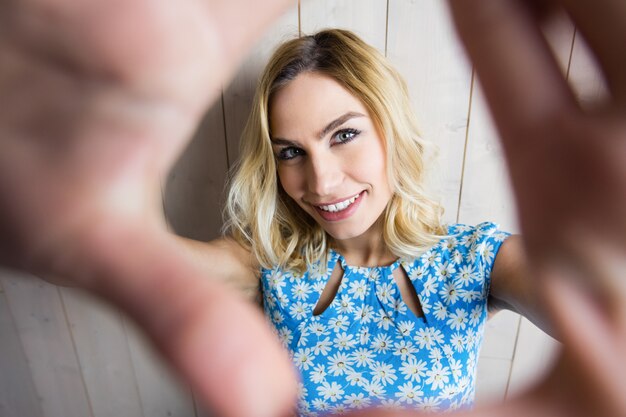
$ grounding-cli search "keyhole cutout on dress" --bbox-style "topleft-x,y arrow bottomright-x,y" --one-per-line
312,262 -> 424,319
392,266 -> 424,319
313,263 -> 344,316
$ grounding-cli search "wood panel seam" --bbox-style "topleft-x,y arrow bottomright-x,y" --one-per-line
566,27 -> 577,80
384,0 -> 390,57
58,287 -> 96,417
220,92 -> 231,169
121,315 -> 148,417
455,67 -> 475,223
298,0 -> 301,37
503,314 -> 523,401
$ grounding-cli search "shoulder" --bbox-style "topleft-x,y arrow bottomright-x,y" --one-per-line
176,235 -> 261,301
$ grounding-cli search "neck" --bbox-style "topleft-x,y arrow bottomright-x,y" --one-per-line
329,218 -> 397,267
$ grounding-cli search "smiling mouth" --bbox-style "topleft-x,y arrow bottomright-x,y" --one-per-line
316,192 -> 362,212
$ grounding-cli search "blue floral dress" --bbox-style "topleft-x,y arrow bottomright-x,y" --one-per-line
261,222 -> 510,416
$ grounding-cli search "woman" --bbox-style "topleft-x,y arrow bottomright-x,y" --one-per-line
184,29 -> 544,415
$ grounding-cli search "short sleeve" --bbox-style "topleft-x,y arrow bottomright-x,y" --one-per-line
446,221 -> 511,301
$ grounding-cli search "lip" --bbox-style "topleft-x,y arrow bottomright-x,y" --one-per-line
311,192 -> 363,206
313,191 -> 364,222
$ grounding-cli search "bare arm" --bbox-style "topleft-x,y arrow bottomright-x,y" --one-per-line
489,235 -> 556,338
174,236 -> 261,304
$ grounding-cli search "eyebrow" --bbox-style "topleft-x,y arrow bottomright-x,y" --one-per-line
271,111 -> 365,146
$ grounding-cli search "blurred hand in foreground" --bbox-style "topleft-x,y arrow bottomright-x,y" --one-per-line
0,1 -> 298,417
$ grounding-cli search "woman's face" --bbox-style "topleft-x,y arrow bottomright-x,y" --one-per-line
270,72 -> 393,242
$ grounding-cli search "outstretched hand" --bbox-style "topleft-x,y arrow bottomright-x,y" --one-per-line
0,1 -> 298,417
354,1 -> 626,416
449,0 -> 626,416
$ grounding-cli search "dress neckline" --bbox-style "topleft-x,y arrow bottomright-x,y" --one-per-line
329,247 -> 402,273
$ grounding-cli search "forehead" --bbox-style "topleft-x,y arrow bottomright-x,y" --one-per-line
269,72 -> 369,138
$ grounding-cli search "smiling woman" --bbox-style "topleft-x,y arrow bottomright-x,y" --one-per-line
225,29 -> 447,274
219,29 -> 528,415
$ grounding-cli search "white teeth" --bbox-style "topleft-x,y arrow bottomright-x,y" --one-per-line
318,193 -> 360,212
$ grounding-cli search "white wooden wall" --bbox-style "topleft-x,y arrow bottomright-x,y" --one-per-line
1,1 -> 605,416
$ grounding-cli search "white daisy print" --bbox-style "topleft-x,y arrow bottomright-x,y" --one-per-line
449,357 -> 463,381
480,241 -> 496,265
436,261 -> 456,280
429,347 -> 444,364
433,301 -> 448,321
328,352 -> 353,376
311,364 -> 327,384
440,280 -> 461,305
425,363 -> 450,391
346,369 -> 368,387
375,311 -> 393,330
397,320 -> 415,337
272,310 -> 284,324
353,304 -> 374,324
395,381 -> 423,404
311,398 -> 329,412
408,265 -> 428,282
348,280 -> 368,299
337,294 -> 355,314
313,337 -> 332,356
334,332 -> 357,351
456,264 -> 476,286
343,393 -> 371,409
400,357 -> 427,382
277,327 -> 292,347
317,381 -> 344,402
289,301 -> 309,320
417,396 -> 442,412
294,348 -> 315,370
363,380 -> 386,398
414,327 -> 444,350
370,361 -> 397,385
371,333 -> 393,353
352,347 -> 375,367
292,281 -> 312,300
447,308 -> 469,331
469,304 -> 483,326
376,282 -> 396,305
422,273 -> 439,296
451,333 -> 466,352
329,315 -> 350,332
309,321 -> 329,337
393,340 -> 417,361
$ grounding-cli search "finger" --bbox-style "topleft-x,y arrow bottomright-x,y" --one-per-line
558,0 -> 626,103
447,0 -> 576,143
544,273 -> 626,416
69,221 -> 298,417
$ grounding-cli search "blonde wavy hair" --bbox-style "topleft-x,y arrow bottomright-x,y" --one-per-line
224,29 -> 446,273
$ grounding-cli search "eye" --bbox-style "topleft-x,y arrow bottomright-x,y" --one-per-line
276,146 -> 305,161
333,128 -> 361,144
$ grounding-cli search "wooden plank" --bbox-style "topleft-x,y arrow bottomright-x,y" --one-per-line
60,288 -> 144,417
164,92 -> 230,241
122,317 -> 196,417
506,318 -> 560,399
223,2 -> 299,164
386,0 -> 473,223
481,310 -> 520,360
568,30 -> 609,107
0,270 -> 93,417
475,357 -> 512,406
300,0 -> 387,54
459,18 -> 575,402
0,275 -> 44,417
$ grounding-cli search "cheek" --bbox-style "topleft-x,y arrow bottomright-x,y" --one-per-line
277,167 -> 302,199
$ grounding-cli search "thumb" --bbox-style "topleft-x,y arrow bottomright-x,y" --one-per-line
72,220 -> 298,417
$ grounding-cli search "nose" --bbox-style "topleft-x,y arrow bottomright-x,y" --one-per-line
306,151 -> 343,197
